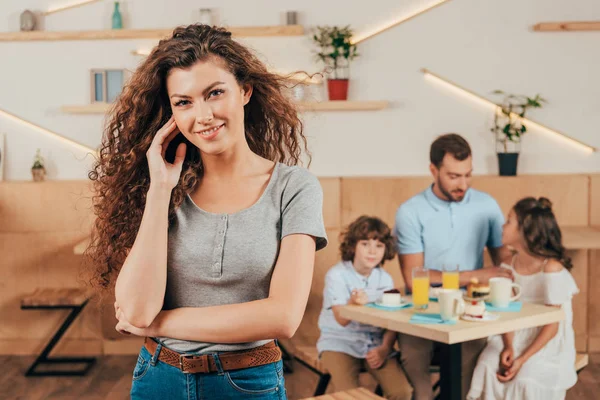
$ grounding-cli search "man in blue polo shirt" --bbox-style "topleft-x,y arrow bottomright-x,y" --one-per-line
394,133 -> 512,400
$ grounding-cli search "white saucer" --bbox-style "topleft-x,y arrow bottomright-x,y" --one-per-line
374,299 -> 410,309
460,312 -> 499,322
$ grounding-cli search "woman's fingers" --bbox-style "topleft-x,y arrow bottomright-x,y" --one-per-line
150,117 -> 177,151
160,125 -> 181,159
173,142 -> 187,167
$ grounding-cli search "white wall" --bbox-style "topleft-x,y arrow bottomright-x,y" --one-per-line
0,0 -> 598,180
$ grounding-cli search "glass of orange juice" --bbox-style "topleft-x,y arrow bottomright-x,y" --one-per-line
412,267 -> 430,309
442,264 -> 460,290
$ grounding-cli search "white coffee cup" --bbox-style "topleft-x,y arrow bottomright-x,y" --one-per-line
489,277 -> 521,308
381,292 -> 402,306
438,289 -> 465,322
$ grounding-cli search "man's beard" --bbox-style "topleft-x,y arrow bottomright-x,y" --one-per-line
437,178 -> 465,202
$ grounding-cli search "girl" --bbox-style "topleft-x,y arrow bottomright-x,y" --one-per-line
317,216 -> 412,400
86,24 -> 327,400
468,197 -> 578,400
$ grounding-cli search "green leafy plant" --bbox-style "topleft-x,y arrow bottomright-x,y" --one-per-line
32,148 -> 45,169
312,25 -> 358,79
491,90 -> 546,153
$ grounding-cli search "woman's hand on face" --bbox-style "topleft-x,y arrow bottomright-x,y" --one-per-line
146,116 -> 187,190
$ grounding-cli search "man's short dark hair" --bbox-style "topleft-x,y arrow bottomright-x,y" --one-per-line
430,133 -> 472,168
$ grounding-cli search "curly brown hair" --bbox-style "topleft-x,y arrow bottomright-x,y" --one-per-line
85,24 -> 309,292
339,216 -> 396,266
513,197 -> 573,270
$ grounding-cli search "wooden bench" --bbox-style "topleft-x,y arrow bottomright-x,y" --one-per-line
301,387 -> 385,400
575,352 -> 588,373
21,288 -> 96,376
281,337 -> 389,397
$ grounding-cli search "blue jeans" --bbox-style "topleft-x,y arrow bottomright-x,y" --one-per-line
131,345 -> 288,400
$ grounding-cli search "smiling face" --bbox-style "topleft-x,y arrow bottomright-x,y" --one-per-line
166,58 -> 252,156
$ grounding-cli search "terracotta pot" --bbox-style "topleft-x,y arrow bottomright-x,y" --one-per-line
327,79 -> 349,101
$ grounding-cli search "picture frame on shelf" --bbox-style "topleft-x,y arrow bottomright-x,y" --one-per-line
90,69 -> 131,103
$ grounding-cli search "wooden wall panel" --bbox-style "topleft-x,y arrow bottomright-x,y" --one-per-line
585,176 -> 599,351
341,177 -> 432,228
341,175 -> 589,230
569,250 -> 588,352
319,178 -> 341,229
294,229 -> 340,344
587,250 -> 600,351
590,175 -> 600,226
471,175 -> 589,226
0,182 -> 93,233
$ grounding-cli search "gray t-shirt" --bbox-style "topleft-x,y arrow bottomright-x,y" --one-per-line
156,162 -> 328,354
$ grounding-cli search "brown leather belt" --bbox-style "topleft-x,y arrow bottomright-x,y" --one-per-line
144,338 -> 282,374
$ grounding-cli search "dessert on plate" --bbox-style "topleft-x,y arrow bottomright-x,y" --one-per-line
466,278 -> 490,299
464,299 -> 486,318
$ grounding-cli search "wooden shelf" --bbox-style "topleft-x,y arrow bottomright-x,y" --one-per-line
533,21 -> 600,32
62,101 -> 390,114
297,101 -> 389,111
61,103 -> 111,114
0,25 -> 304,41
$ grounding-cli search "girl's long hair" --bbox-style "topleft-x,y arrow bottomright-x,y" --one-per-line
513,197 -> 572,270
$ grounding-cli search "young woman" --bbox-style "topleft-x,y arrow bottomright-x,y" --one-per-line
86,24 -> 327,400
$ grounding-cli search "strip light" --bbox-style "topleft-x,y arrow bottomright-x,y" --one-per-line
421,68 -> 596,153
0,108 -> 96,154
43,0 -> 103,16
352,0 -> 451,44
131,49 -> 151,56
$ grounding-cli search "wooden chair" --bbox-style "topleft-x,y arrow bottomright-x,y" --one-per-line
301,387 -> 385,399
20,288 -> 96,376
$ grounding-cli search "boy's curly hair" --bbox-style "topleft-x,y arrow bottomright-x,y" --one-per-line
339,216 -> 396,265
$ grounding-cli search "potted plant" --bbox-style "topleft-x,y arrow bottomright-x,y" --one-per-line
312,25 -> 358,100
31,148 -> 46,182
491,90 -> 546,176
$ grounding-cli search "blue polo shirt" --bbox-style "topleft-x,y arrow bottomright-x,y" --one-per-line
394,185 -> 504,271
317,261 -> 394,358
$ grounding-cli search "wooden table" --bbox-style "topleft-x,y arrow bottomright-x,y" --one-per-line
340,299 -> 564,400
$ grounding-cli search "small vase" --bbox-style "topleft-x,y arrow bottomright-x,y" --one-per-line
20,10 -> 37,31
112,2 -> 123,30
32,167 -> 46,182
199,8 -> 213,25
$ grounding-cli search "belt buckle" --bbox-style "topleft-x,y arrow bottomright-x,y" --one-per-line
179,354 -> 210,374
